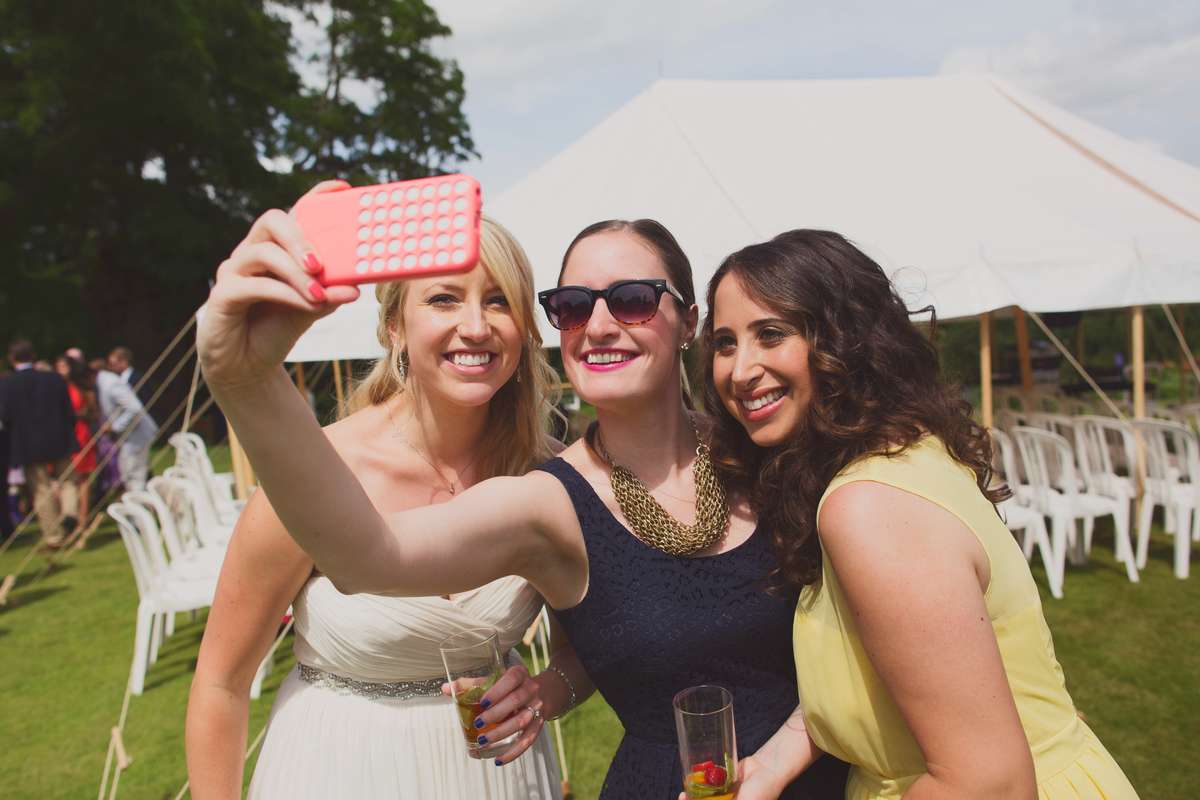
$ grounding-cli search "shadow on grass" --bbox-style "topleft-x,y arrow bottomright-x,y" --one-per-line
82,530 -> 121,550
143,644 -> 202,692
0,585 -> 67,613
139,618 -> 214,691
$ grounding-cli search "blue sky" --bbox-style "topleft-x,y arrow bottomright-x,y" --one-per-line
423,0 -> 1200,195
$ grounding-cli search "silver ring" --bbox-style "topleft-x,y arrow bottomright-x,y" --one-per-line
528,705 -> 543,722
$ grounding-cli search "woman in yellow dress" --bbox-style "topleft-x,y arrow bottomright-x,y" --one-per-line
700,229 -> 1139,799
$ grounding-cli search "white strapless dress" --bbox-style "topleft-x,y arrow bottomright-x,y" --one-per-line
248,574 -> 562,799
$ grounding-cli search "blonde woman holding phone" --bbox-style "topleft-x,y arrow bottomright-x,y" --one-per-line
185,204 -> 563,799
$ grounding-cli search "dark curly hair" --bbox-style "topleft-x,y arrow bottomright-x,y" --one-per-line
701,230 -> 1007,589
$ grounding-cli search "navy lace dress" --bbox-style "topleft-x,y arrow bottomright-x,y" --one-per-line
537,458 -> 848,800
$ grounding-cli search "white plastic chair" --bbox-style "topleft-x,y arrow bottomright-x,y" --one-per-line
1132,419 -> 1198,579
148,475 -> 203,552
162,467 -> 235,548
1178,402 -> 1200,435
108,502 -> 218,694
169,432 -> 244,524
994,408 -> 1026,433
1026,412 -> 1084,491
990,429 -> 1059,598
1073,416 -> 1139,561
109,500 -> 271,697
1012,426 -> 1138,593
123,491 -> 226,584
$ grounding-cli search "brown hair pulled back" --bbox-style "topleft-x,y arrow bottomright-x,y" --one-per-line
559,219 -> 698,450
702,229 -> 1007,589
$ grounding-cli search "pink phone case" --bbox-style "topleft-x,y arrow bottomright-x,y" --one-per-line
293,174 -> 482,286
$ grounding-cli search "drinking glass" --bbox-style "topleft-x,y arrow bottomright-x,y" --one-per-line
439,627 -> 517,759
674,685 -> 738,799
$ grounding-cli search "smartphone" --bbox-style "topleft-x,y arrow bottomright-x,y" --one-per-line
293,174 -> 482,286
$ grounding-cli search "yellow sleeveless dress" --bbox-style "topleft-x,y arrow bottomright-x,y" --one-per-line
793,437 -> 1138,799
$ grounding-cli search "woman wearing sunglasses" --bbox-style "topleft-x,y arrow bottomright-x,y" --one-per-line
702,230 -> 1138,799
199,204 -> 848,799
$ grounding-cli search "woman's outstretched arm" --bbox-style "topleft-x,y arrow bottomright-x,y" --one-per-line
198,184 -> 585,607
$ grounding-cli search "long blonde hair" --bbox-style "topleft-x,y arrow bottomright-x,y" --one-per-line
344,216 -> 560,478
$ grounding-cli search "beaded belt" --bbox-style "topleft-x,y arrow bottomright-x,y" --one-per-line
298,663 -> 445,701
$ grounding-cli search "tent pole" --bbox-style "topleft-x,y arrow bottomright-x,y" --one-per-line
332,360 -> 345,413
1131,306 -> 1147,513
980,313 -> 993,428
1013,307 -> 1034,394
1132,306 -> 1146,418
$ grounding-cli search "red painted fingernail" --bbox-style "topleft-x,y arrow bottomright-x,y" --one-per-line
304,252 -> 322,273
307,280 -> 326,303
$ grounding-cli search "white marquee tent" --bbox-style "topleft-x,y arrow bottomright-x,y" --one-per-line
289,74 -> 1200,360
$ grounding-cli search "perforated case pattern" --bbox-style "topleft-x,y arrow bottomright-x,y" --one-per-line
294,174 -> 482,286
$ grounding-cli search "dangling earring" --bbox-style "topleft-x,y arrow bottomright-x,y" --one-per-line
516,344 -> 529,384
397,348 -> 409,383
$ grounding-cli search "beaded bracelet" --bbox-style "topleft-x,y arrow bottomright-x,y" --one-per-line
542,663 -> 578,719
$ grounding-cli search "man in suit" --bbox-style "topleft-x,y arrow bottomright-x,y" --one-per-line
96,364 -> 157,492
107,346 -> 154,409
0,339 -> 79,547
0,420 -> 12,540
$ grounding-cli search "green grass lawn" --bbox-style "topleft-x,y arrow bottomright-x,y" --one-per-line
0,454 -> 1194,798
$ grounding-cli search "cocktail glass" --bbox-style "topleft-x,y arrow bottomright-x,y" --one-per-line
674,685 -> 737,799
439,627 -> 517,759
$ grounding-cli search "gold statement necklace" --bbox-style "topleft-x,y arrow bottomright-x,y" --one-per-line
594,417 -> 730,556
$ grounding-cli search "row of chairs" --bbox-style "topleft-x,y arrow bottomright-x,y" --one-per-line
991,414 -> 1199,598
107,437 -> 263,695
995,387 -> 1200,431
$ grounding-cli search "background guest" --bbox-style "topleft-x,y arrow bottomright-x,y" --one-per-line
62,357 -> 99,527
0,339 -> 79,547
107,346 -> 154,408
0,415 -> 11,541
95,363 -> 156,491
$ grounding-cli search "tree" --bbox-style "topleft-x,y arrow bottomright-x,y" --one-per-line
0,0 -> 474,371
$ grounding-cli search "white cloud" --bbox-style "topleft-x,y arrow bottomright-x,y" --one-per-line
940,6 -> 1200,166
264,1 -> 1200,194
941,17 -> 1200,111
430,0 -> 781,112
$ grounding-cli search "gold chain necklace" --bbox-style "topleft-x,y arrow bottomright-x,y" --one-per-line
387,407 -> 481,495
594,417 -> 730,556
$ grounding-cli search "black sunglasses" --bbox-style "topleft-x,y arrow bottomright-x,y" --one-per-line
538,279 -> 687,331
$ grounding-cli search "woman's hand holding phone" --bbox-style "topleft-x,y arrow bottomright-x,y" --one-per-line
197,181 -> 361,395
